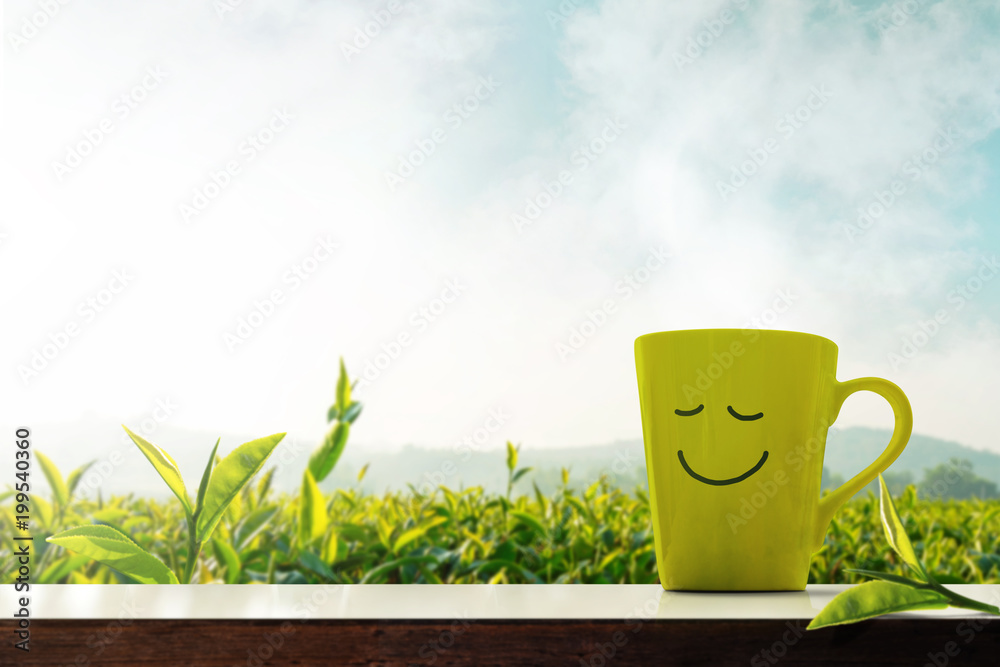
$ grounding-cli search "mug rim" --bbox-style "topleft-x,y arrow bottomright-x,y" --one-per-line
634,328 -> 837,349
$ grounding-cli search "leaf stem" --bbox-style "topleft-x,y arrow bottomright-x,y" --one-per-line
182,517 -> 202,584
931,582 -> 1000,616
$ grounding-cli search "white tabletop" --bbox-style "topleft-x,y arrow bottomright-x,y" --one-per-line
8,584 -> 1000,620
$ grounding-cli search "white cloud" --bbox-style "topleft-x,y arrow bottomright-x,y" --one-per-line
2,0 -> 999,459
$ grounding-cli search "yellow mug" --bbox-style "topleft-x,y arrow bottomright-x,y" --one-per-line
634,329 -> 912,591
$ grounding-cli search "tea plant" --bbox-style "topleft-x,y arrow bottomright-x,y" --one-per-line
809,475 -> 1000,628
46,429 -> 286,584
2,359 -> 998,586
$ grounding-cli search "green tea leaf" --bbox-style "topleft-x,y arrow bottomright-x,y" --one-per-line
844,569 -> 927,587
321,530 -> 339,564
196,433 -> 286,543
298,469 -> 328,546
510,510 -> 546,536
506,442 -> 518,472
326,404 -> 340,423
878,474 -> 926,581
38,553 -> 92,584
123,426 -> 193,518
357,463 -> 370,483
47,525 -> 178,585
359,556 -> 437,584
512,467 -> 533,484
212,538 -> 241,584
393,517 -> 447,554
34,496 -> 53,529
336,357 -> 351,413
36,451 -> 69,509
66,460 -> 96,499
807,581 -> 949,629
194,438 -> 221,519
341,402 -> 363,424
298,549 -> 334,580
235,506 -> 279,550
309,422 -> 349,482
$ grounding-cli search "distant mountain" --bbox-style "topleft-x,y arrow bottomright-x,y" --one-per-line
823,426 -> 1000,487
26,419 -> 1000,500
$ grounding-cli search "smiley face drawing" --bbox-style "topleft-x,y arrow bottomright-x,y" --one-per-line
673,404 -> 768,486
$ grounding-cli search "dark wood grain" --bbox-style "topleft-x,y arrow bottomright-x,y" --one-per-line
4,617 -> 998,666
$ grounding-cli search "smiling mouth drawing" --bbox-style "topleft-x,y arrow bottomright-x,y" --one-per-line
677,450 -> 769,486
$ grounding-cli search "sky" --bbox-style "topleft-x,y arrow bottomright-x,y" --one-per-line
3,0 -> 1000,472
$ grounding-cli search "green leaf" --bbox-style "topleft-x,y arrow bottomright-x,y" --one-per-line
326,404 -> 340,423
336,357 -> 351,413
359,556 -> 437,584
807,581 -> 949,630
309,422 -> 349,483
878,474 -> 926,581
561,467 -> 570,486
474,559 -> 542,584
194,438 -> 221,519
512,467 -> 533,484
341,402 -> 363,424
46,525 -> 178,584
506,442 -> 518,472
393,517 -> 447,554
298,549 -> 334,580
66,460 -> 96,499
212,538 -> 241,584
298,469 -> 328,547
235,506 -> 279,550
321,530 -> 339,564
196,433 -> 286,543
844,569 -> 928,588
35,451 -> 69,509
123,426 -> 193,518
357,463 -> 370,483
509,510 -> 546,536
38,553 -> 92,584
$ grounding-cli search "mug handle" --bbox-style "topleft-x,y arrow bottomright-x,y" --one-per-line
812,377 -> 913,551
